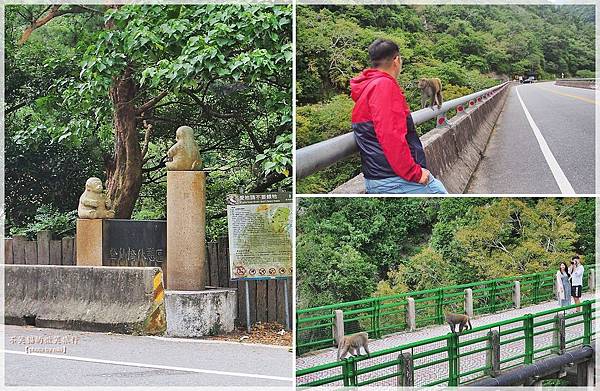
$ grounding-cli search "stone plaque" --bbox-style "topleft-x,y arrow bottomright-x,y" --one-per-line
102,219 -> 166,268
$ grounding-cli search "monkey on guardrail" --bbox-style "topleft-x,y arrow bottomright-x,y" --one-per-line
418,77 -> 443,110
445,312 -> 472,333
337,332 -> 370,360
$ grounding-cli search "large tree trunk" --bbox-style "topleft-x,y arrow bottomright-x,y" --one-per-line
105,65 -> 142,218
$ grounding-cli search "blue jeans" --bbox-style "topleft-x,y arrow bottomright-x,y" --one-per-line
365,174 -> 448,194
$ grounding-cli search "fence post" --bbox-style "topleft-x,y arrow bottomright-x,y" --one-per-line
370,299 -> 380,339
447,332 -> 460,386
464,289 -> 473,318
582,301 -> 592,345
333,309 -> 344,347
490,281 -> 497,313
513,281 -> 521,309
485,330 -> 500,377
436,289 -> 444,324
12,235 -> 26,264
374,298 -> 381,339
533,274 -> 541,304
345,356 -> 357,386
588,271 -> 595,293
37,230 -> 52,265
524,314 -> 534,364
406,297 -> 416,331
342,358 -> 351,386
551,313 -> 565,355
4,238 -> 14,264
397,352 -> 414,386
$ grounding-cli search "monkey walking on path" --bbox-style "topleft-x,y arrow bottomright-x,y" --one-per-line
445,312 -> 472,334
418,77 -> 443,110
337,332 -> 371,361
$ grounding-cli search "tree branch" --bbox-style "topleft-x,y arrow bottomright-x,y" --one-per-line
142,156 -> 167,173
18,5 -> 91,45
5,101 -> 30,115
183,89 -> 236,119
136,91 -> 169,115
140,116 -> 154,159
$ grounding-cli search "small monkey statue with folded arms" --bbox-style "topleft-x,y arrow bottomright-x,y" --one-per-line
166,126 -> 202,171
418,77 -> 443,110
78,177 -> 115,219
337,332 -> 371,360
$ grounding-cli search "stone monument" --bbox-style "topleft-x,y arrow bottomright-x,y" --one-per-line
76,177 -> 114,266
165,126 -> 207,290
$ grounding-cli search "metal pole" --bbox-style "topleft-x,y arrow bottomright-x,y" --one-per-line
245,280 -> 251,333
284,277 -> 290,330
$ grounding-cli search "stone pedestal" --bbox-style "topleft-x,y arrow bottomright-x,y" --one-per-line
164,289 -> 237,337
76,219 -> 103,266
166,171 -> 207,290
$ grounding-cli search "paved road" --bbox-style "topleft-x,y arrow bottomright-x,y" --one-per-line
467,82 -> 595,194
4,326 -> 293,386
297,292 -> 595,387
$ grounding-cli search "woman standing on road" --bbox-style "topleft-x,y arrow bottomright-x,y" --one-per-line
556,262 -> 572,307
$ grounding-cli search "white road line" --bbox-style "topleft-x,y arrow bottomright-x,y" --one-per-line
515,87 -> 575,194
3,350 -> 293,382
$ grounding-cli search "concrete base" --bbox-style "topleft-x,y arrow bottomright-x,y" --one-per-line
4,265 -> 166,335
165,289 -> 236,337
76,219 -> 103,266
166,171 -> 207,290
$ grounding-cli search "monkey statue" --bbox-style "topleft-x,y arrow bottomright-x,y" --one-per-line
78,177 -> 115,219
337,332 -> 371,360
165,126 -> 202,171
418,77 -> 443,110
445,312 -> 472,334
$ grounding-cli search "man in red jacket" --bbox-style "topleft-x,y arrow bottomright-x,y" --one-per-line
351,39 -> 447,194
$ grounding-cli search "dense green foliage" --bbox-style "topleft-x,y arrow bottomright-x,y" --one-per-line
5,5 -> 292,238
296,5 -> 595,193
297,198 -> 594,309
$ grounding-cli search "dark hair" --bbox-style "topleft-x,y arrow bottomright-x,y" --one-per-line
368,39 -> 400,67
560,262 -> 570,277
571,255 -> 580,260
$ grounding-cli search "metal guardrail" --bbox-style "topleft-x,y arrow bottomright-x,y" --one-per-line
556,78 -> 597,81
296,81 -> 510,179
296,265 -> 595,355
297,299 -> 596,387
554,78 -> 597,89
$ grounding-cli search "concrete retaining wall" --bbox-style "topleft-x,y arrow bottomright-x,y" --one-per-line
331,84 -> 510,194
165,289 -> 237,337
4,265 -> 166,335
554,79 -> 596,90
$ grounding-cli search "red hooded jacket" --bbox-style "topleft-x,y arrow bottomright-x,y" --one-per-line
350,69 -> 424,182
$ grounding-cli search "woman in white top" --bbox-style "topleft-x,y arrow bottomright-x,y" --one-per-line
556,262 -> 571,307
569,256 -> 584,312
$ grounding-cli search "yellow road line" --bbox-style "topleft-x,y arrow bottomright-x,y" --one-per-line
535,84 -> 597,105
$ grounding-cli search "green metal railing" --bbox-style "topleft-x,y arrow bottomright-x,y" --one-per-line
297,266 -> 595,354
297,299 -> 597,387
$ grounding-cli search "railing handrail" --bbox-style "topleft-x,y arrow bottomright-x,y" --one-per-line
297,299 -> 596,386
298,265 -> 595,318
296,81 -> 510,179
556,77 -> 598,81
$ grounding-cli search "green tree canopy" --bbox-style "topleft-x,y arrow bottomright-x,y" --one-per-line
6,4 -> 292,238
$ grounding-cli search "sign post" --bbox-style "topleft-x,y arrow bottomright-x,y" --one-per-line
227,192 -> 292,332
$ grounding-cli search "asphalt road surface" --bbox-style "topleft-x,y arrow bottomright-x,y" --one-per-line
297,292 -> 595,387
467,82 -> 595,194
4,326 -> 293,386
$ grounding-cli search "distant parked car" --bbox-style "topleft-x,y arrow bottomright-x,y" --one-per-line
522,76 -> 535,84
